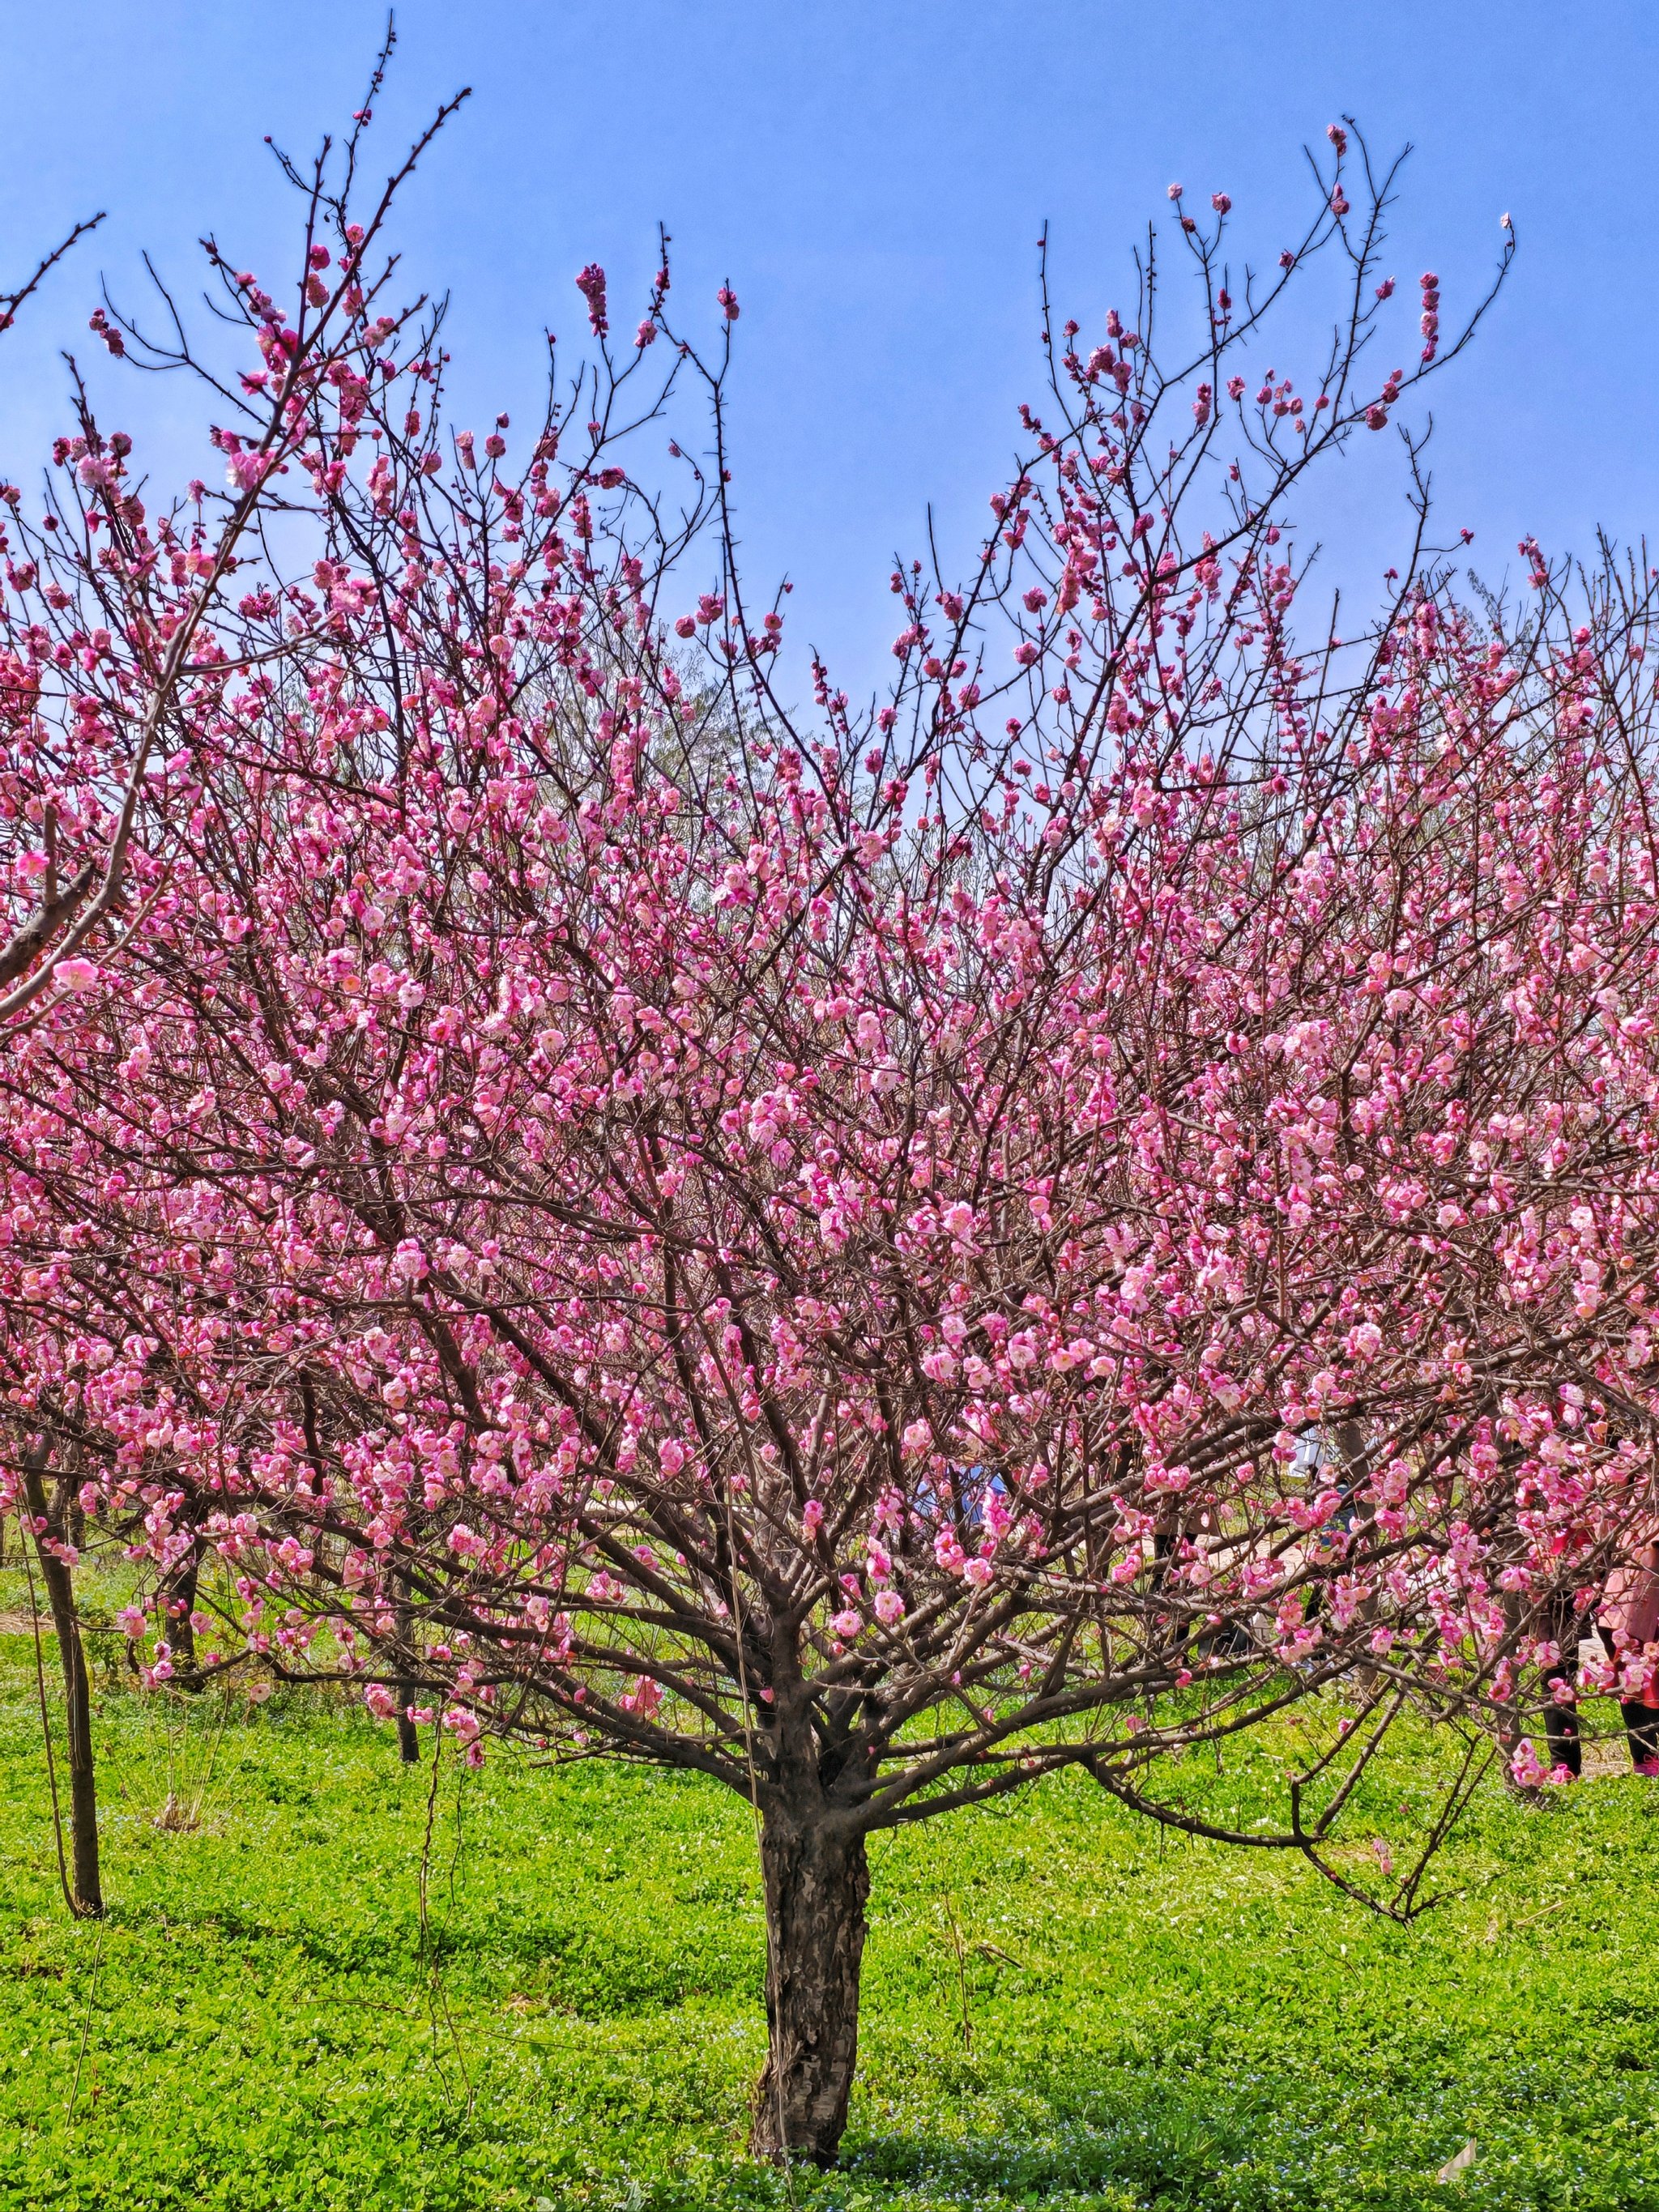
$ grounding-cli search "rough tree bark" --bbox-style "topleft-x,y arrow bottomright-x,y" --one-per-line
21,1439 -> 103,1916
748,1807 -> 870,2167
159,1532 -> 202,1683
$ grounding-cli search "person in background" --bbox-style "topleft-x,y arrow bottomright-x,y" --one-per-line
1599,1523 -> 1659,1775
1538,1585 -> 1589,1780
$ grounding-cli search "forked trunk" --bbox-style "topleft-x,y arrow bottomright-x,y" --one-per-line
748,1813 -> 869,2167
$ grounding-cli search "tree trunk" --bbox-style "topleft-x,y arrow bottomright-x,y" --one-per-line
394,1683 -> 421,1763
21,1447 -> 103,1917
160,1536 -> 202,1683
748,1813 -> 868,2167
393,1582 -> 420,1763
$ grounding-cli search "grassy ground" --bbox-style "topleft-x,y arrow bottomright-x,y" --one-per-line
2,1592 -> 1658,2211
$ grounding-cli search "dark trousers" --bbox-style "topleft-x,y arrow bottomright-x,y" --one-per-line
1542,1626 -> 1659,1775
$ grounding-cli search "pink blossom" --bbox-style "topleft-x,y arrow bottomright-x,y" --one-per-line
575,263 -> 608,338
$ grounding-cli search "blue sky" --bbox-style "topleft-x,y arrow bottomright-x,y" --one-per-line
1,2 -> 1656,695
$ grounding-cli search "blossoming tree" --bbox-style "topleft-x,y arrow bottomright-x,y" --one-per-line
6,100 -> 1659,2160
0,53 -> 463,1912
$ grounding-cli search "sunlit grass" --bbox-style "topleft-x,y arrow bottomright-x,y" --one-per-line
2,1579 -> 1657,2210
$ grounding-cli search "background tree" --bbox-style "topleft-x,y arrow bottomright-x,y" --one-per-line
0,39 -> 464,1898
6,98 -> 1659,2166
0,207 -> 117,1920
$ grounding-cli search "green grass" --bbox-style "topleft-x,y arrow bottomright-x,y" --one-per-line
2,1600 -> 1659,2210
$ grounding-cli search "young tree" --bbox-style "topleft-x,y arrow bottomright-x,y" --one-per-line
0,208 -> 121,1920
0,42 -> 465,1905
16,1432 -> 103,1915
7,104 -> 1659,2162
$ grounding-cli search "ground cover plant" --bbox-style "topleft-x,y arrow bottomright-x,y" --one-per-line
3,1610 -> 1659,2212
8,43 -> 1659,2174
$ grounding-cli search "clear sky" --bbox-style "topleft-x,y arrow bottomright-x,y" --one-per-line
1,2 -> 1656,697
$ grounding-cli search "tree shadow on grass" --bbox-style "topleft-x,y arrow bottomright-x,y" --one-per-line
840,2086 -> 1255,2210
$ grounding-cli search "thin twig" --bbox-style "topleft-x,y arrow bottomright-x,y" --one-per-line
64,1916 -> 108,2130
942,1894 -> 973,2050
